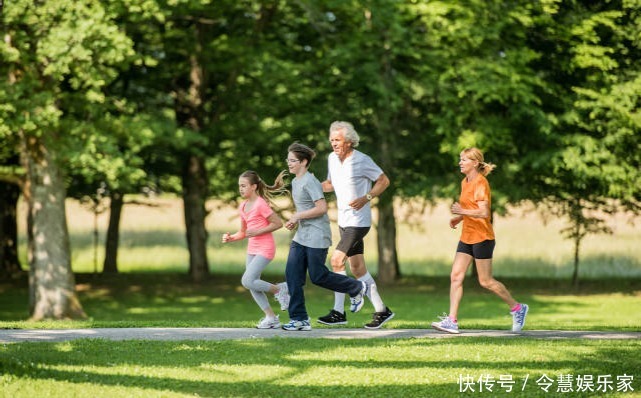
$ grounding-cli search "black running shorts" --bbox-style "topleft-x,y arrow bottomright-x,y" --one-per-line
336,226 -> 371,256
456,239 -> 496,260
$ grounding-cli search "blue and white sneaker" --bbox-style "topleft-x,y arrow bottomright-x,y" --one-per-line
511,303 -> 529,332
431,315 -> 460,334
282,318 -> 312,331
349,281 -> 369,313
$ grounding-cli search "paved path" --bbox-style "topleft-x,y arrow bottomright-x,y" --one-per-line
1,328 -> 639,343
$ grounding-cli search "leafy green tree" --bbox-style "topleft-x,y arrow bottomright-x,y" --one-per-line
136,1 -> 328,279
289,0 -> 550,282
1,0 -> 133,319
523,0 -> 641,285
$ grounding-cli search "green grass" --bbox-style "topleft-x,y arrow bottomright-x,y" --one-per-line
17,198 -> 641,278
1,274 -> 639,331
4,199 -> 640,397
1,337 -> 640,397
2,274 -> 639,398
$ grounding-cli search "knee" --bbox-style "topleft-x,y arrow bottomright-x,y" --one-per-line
478,278 -> 495,290
309,268 -> 328,285
330,251 -> 347,271
241,274 -> 254,290
330,257 -> 345,272
450,272 -> 465,285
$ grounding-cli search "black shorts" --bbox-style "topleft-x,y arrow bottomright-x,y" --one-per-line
456,240 -> 495,260
336,226 -> 371,257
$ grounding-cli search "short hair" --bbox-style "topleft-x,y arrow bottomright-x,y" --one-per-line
287,142 -> 316,167
329,121 -> 360,148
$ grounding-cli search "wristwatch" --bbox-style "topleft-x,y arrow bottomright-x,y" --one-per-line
366,193 -> 373,201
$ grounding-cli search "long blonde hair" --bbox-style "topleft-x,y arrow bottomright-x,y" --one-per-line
239,170 -> 288,207
461,148 -> 497,176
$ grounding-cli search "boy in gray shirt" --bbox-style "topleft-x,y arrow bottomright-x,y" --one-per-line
282,143 -> 368,331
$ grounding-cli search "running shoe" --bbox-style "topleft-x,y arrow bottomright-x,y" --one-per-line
256,315 -> 280,329
274,282 -> 290,311
364,307 -> 395,329
511,303 -> 529,332
349,281 -> 368,313
431,314 -> 460,334
282,318 -> 312,331
317,309 -> 347,325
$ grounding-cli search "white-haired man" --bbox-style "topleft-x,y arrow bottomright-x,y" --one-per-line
319,121 -> 395,329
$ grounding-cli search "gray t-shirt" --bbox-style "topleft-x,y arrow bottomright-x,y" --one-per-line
291,171 -> 332,249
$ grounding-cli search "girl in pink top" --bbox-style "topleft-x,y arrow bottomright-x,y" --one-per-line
222,170 -> 290,329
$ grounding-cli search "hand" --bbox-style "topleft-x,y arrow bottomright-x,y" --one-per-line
245,229 -> 258,238
451,202 -> 463,215
449,217 -> 462,229
285,215 -> 299,230
222,232 -> 231,243
349,196 -> 369,211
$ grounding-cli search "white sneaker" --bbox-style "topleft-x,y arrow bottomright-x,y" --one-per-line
431,314 -> 460,334
274,282 -> 290,311
511,303 -> 529,332
256,315 -> 280,329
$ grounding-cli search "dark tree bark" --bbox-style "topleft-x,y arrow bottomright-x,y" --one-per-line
182,155 -> 209,282
376,193 -> 400,284
103,191 -> 124,274
175,26 -> 210,283
0,180 -> 22,278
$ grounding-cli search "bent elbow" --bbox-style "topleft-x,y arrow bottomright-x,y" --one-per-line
380,174 -> 391,189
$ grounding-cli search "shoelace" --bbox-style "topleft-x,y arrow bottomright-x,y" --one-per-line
371,313 -> 384,321
437,313 -> 450,322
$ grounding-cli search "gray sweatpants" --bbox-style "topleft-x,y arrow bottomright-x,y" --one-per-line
242,254 -> 274,310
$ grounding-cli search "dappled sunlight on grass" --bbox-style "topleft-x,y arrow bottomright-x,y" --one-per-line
2,338 -> 640,397
127,307 -> 207,315
2,273 -> 640,330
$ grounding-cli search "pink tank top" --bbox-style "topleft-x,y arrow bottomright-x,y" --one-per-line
239,196 -> 276,260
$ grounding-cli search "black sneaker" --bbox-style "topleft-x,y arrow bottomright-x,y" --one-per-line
317,309 -> 347,325
364,307 -> 395,329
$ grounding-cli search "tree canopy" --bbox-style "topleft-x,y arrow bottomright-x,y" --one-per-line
1,0 -> 640,317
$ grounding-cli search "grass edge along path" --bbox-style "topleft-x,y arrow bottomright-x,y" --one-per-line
1,337 -> 640,397
1,327 -> 641,344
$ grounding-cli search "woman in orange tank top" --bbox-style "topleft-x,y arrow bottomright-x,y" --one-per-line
431,148 -> 529,334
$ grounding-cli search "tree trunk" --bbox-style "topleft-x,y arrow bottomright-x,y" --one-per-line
174,25 -> 209,283
0,180 -> 22,278
24,136 -> 87,320
376,194 -> 400,284
572,234 -> 581,288
183,155 -> 209,282
103,191 -> 123,274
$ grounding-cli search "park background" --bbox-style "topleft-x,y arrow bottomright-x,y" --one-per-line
1,0 -> 640,397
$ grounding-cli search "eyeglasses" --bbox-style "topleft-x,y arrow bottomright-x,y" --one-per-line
285,158 -> 300,163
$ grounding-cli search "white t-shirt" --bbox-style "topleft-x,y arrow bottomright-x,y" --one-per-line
327,150 -> 383,227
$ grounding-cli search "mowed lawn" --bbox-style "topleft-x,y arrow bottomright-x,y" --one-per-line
1,337 -> 640,398
2,198 -> 640,397
16,197 -> 640,279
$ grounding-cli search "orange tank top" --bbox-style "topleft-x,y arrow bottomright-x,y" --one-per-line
459,174 -> 495,244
